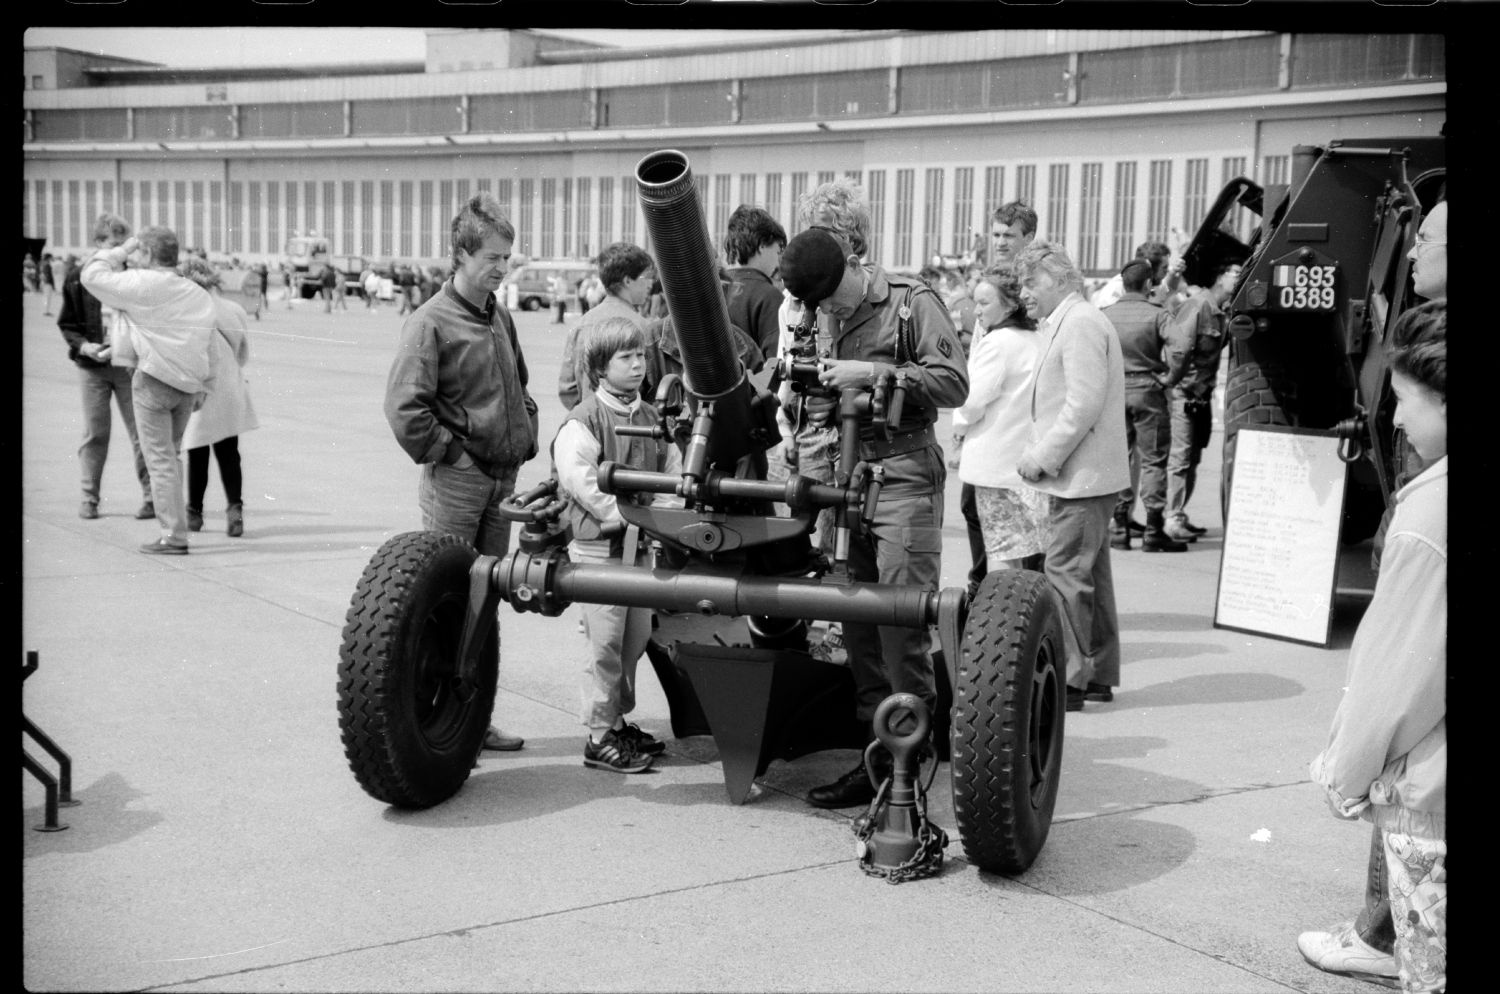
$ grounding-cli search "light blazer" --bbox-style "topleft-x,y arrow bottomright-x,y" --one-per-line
1021,292 -> 1131,498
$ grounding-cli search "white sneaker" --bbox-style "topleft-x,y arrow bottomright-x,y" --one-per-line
1296,921 -> 1399,985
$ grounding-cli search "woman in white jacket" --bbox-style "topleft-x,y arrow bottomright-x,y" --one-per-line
952,269 -> 1048,571
178,258 -> 260,537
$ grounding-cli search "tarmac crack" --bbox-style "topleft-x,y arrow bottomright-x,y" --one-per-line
1049,778 -> 1312,824
138,862 -> 852,991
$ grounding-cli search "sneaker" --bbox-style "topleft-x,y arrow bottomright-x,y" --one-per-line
616,722 -> 666,757
188,507 -> 204,532
1084,682 -> 1114,703
139,538 -> 189,556
135,501 -> 156,520
1162,519 -> 1199,543
1066,687 -> 1086,712
79,501 -> 99,520
1181,519 -> 1209,536
583,730 -> 653,773
1296,921 -> 1399,985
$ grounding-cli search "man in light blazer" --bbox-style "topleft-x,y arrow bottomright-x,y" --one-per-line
1015,242 -> 1131,712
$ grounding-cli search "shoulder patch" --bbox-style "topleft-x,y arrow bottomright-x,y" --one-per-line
938,337 -> 953,358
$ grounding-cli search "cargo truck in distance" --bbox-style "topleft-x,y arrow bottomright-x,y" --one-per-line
284,233 -> 333,299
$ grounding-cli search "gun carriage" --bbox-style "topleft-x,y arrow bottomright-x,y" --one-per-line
338,150 -> 1067,875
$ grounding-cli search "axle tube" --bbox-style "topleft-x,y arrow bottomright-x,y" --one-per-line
492,551 -> 940,629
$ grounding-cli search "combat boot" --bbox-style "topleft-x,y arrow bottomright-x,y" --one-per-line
1143,510 -> 1189,552
1109,508 -> 1132,551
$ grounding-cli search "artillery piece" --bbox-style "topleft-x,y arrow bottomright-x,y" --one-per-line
338,149 -> 1067,875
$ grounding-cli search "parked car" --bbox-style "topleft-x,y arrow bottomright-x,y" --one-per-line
506,261 -> 593,311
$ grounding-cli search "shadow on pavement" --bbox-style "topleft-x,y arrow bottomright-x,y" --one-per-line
1119,611 -> 1219,631
1100,671 -> 1304,708
21,772 -> 164,856
1006,813 -> 1199,896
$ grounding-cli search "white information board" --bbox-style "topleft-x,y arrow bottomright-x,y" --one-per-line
1214,426 -> 1349,646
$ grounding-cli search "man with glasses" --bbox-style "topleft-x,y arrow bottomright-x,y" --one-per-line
1408,198 -> 1446,303
1014,242 -> 1131,712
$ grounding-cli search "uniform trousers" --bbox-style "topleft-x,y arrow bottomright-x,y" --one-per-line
1167,392 -> 1212,522
841,489 -> 942,724
1116,380 -> 1171,517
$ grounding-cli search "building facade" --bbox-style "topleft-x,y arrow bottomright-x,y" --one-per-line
22,29 -> 1445,274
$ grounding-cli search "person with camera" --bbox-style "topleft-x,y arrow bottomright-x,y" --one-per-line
777,225 -> 968,809
1162,261 -> 1241,543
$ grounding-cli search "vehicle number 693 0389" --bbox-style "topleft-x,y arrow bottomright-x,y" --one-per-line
1277,265 -> 1337,309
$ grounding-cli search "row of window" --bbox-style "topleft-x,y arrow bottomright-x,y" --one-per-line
26,34 -> 1441,144
25,153 -> 1291,273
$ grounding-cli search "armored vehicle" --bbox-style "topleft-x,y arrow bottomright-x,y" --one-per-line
1180,135 -> 1445,545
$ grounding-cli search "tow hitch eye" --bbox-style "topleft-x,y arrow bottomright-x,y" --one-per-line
1333,414 -> 1366,463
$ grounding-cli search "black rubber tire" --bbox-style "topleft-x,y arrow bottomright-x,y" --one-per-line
338,531 -> 497,808
521,296 -> 540,312
1220,358 -> 1296,522
949,569 -> 1066,875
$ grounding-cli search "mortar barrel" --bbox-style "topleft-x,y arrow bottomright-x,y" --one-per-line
635,149 -> 740,400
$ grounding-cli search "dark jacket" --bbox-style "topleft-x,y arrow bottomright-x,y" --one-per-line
385,280 -> 539,475
725,267 -> 785,359
57,260 -> 110,369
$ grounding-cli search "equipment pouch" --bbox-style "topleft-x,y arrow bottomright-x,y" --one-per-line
1185,398 -> 1212,449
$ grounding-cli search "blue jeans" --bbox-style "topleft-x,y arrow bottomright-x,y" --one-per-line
1356,823 -> 1397,953
78,365 -> 151,506
1117,380 -> 1171,517
418,459 -> 521,725
417,460 -> 520,558
131,370 -> 196,544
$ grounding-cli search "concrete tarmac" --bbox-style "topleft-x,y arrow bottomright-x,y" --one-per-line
23,288 -> 1388,993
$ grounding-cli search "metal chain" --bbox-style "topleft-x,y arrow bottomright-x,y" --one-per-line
852,753 -> 950,884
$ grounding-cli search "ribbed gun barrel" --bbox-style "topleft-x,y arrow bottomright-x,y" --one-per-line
635,149 -> 741,399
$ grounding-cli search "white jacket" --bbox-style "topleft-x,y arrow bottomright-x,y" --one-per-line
81,249 -> 217,395
953,320 -> 1041,489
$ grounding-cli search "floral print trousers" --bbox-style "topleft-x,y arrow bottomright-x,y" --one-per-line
1384,830 -> 1446,993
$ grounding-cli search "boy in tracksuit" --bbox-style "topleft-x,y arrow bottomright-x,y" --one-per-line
552,315 -> 683,773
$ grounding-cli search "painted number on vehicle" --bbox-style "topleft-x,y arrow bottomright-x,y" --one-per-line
1272,264 -> 1337,310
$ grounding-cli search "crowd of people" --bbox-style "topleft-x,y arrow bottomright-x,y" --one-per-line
50,177 -> 1443,991
376,183 -> 1443,993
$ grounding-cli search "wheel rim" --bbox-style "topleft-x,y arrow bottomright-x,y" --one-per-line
1028,634 -> 1060,809
412,593 -> 471,750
